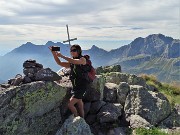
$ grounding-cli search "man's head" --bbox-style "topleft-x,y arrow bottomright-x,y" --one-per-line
70,44 -> 82,58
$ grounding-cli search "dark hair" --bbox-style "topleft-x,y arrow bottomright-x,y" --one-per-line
70,44 -> 82,56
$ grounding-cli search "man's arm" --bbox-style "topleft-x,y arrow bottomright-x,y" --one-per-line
52,53 -> 70,68
61,55 -> 86,65
49,46 -> 70,68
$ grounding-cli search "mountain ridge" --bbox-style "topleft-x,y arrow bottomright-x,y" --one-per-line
0,33 -> 179,82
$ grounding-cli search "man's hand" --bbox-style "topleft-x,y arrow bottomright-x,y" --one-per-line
49,46 -> 57,55
48,46 -> 63,57
56,52 -> 63,57
48,46 -> 54,53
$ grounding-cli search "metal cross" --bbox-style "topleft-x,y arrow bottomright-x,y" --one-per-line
63,25 -> 77,45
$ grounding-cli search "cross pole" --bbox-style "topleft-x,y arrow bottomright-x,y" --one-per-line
63,25 -> 77,46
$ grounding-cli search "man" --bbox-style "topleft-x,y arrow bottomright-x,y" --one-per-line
49,44 -> 88,118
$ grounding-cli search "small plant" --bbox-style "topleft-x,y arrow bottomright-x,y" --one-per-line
135,128 -> 168,135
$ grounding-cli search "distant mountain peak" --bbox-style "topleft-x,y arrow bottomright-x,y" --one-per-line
45,41 -> 55,46
147,33 -> 164,38
146,33 -> 174,40
24,42 -> 34,46
131,37 -> 144,45
146,33 -> 174,44
91,45 -> 99,50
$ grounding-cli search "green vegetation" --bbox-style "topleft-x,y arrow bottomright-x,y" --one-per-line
126,57 -> 180,83
140,74 -> 180,105
134,127 -> 180,135
135,128 -> 167,135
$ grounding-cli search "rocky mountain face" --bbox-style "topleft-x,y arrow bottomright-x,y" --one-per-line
110,34 -> 180,83
0,65 -> 179,135
0,34 -> 179,83
0,41 -> 71,81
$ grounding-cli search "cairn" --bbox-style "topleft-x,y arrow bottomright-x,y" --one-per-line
0,59 -> 62,89
23,59 -> 43,83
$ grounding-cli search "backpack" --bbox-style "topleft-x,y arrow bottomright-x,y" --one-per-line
82,55 -> 96,83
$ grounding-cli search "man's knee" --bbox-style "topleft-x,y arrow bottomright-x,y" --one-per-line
68,100 -> 76,109
68,102 -> 72,108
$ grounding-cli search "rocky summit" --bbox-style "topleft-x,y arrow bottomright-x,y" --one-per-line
0,65 -> 179,135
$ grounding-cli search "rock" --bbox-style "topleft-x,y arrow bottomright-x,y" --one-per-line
103,83 -> 118,103
107,127 -> 129,135
56,115 -> 93,135
128,115 -> 152,129
105,72 -> 148,88
128,74 -> 147,87
90,101 -> 106,114
0,81 -> 69,135
0,83 -> 11,89
7,74 -> 23,86
23,59 -> 43,68
159,104 -> 180,128
90,122 -> 101,135
105,72 -> 129,85
85,114 -> 97,125
124,85 -> 171,126
58,76 -> 72,88
23,76 -> 32,83
35,68 -> 62,81
83,75 -> 105,102
147,84 -> 158,92
84,102 -> 91,117
22,59 -> 62,83
160,127 -> 180,135
117,82 -> 130,106
23,59 -> 43,81
96,65 -> 121,75
57,67 -> 71,76
97,103 -> 123,123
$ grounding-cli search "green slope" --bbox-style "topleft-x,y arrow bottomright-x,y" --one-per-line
116,56 -> 180,83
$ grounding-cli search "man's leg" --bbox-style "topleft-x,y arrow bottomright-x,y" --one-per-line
77,99 -> 84,118
68,96 -> 79,117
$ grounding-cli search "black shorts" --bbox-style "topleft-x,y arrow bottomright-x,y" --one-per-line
71,79 -> 88,99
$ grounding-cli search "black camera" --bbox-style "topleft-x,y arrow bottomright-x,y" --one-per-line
52,46 -> 60,51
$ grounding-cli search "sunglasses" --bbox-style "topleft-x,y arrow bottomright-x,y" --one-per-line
70,49 -> 77,52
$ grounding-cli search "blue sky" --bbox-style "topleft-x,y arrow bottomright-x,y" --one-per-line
0,0 -> 179,55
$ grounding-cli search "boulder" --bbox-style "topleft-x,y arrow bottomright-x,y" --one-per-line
96,65 -> 121,75
107,127 -> 129,135
159,104 -> 180,128
105,72 -> 129,85
0,81 -> 70,135
97,103 -> 123,123
105,72 -> 148,88
128,74 -> 147,87
103,83 -> 118,103
117,82 -> 130,106
128,115 -> 152,129
35,68 -> 62,81
124,85 -> 171,126
89,101 -> 106,114
83,75 -> 105,102
84,102 -> 91,117
56,115 -> 93,135
85,114 -> 97,125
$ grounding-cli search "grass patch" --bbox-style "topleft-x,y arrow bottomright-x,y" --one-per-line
140,74 -> 180,105
135,128 -> 168,135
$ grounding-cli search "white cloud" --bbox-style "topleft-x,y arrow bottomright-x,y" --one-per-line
0,0 -> 179,54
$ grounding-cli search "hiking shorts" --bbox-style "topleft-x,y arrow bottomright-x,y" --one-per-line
71,79 -> 88,99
